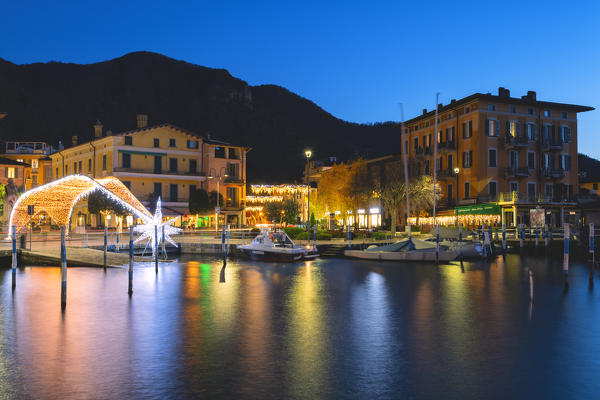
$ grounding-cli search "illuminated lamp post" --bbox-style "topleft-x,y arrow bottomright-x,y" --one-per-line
208,170 -> 228,232
305,150 -> 312,232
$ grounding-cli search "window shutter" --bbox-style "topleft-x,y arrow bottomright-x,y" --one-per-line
486,119 -> 490,136
468,121 -> 472,137
566,127 -> 571,142
516,122 -> 521,137
506,121 -> 510,136
533,124 -> 538,140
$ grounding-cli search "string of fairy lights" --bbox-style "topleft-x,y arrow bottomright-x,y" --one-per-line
249,184 -> 309,196
407,214 -> 501,226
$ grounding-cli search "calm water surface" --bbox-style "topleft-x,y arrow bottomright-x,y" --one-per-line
1,253 -> 600,399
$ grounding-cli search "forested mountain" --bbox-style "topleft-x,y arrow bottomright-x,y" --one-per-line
0,52 -> 400,182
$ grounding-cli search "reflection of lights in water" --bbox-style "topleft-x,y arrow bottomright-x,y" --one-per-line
284,261 -> 330,398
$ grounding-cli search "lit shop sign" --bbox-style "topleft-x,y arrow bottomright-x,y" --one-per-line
370,208 -> 380,214
358,209 -> 365,214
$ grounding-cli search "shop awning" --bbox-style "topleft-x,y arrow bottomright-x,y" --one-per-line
455,203 -> 500,215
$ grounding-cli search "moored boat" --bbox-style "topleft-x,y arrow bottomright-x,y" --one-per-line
238,230 -> 318,262
344,238 -> 459,262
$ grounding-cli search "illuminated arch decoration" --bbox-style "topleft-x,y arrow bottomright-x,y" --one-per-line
8,175 -> 153,236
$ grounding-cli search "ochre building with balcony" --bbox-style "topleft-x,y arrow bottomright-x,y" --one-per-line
403,88 -> 593,226
50,115 -> 249,228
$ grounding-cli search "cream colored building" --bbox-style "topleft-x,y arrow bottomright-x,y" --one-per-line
50,115 -> 250,228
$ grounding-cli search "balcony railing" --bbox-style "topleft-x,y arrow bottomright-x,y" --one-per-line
436,168 -> 457,179
499,191 -> 575,203
225,176 -> 244,184
541,167 -> 566,179
504,134 -> 529,149
541,138 -> 563,151
504,166 -> 529,178
113,167 -> 202,177
415,147 -> 424,156
438,141 -> 456,151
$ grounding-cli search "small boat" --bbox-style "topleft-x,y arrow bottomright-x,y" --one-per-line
423,238 -> 484,259
344,238 -> 459,262
238,230 -> 319,262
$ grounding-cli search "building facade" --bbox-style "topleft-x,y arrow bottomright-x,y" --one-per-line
1,142 -> 54,190
403,88 -> 593,226
50,115 -> 249,228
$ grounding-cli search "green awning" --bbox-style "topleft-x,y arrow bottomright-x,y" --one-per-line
119,150 -> 167,156
455,203 -> 500,215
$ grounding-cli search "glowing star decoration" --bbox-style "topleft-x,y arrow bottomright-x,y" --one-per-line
133,197 -> 182,257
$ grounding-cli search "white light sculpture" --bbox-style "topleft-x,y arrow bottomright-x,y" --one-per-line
133,197 -> 182,257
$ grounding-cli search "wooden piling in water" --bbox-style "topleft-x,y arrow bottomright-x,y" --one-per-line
61,226 -> 67,309
535,227 -> 539,248
154,225 -> 158,274
222,225 -> 227,263
545,224 -> 549,248
103,225 -> 108,270
435,224 -> 439,265
128,226 -> 134,295
519,224 -> 524,249
502,222 -> 506,253
12,225 -> 17,290
563,223 -> 570,289
347,225 -> 352,249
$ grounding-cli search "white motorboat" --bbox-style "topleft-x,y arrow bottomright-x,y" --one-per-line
344,238 -> 459,262
238,230 -> 318,262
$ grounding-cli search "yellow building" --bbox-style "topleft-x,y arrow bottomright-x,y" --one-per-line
50,115 -> 250,229
1,141 -> 54,189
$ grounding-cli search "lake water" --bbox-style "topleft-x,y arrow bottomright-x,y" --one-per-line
1,253 -> 600,399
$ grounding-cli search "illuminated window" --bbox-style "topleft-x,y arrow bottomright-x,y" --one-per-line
508,121 -> 519,137
7,167 -> 16,178
31,159 -> 39,169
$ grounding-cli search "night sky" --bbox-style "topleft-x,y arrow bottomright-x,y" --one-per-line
2,0 -> 599,157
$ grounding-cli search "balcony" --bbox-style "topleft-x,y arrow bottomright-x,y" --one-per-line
415,147 -> 424,157
424,147 -> 433,155
436,168 -> 456,179
504,166 -> 529,178
113,167 -> 202,177
225,176 -> 244,184
504,135 -> 529,150
541,138 -> 563,151
438,141 -> 456,152
541,167 -> 566,180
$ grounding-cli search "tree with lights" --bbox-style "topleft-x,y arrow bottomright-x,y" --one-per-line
0,183 -> 6,222
374,163 -> 406,236
208,190 -> 223,209
409,174 -> 441,225
87,190 -> 129,218
188,188 -> 210,214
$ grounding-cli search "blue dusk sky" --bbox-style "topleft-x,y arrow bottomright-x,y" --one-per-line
1,0 -> 599,157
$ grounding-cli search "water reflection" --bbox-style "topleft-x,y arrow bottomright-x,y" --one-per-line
0,255 -> 599,398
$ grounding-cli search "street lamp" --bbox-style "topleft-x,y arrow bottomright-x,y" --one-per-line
208,170 -> 228,232
453,167 -> 460,205
305,150 -> 312,233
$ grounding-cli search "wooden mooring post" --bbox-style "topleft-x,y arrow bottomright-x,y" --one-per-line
61,226 -> 67,310
103,225 -> 108,270
12,225 -> 17,291
502,222 -> 506,253
563,223 -> 570,289
435,224 -> 440,265
154,225 -> 158,274
128,226 -> 134,295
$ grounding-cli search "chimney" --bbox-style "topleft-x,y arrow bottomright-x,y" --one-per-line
498,87 -> 510,98
450,99 -> 456,103
71,135 -> 78,146
527,91 -> 536,101
422,108 -> 427,115
136,114 -> 148,129
93,120 -> 103,138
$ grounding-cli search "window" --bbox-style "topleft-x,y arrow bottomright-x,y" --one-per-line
561,111 -> 568,119
510,182 -> 518,193
170,184 -> 178,202
88,159 -> 92,173
486,119 -> 499,137
425,160 -> 430,174
489,181 -> 497,198
464,182 -> 470,199
154,156 -> 162,173
488,149 -> 497,167
65,165 -> 68,175
465,107 -> 470,113
437,130 -> 442,144
488,104 -> 496,111
404,140 -> 408,154
153,182 -> 162,196
189,159 -> 197,174
510,105 -> 517,113
214,147 -> 226,158
226,162 -> 239,178
509,150 -> 518,168
55,167 -> 59,178
169,158 -> 178,173
542,125 -> 552,142
447,154 -> 453,170
229,148 -> 239,159
545,183 -> 553,198
169,138 -> 176,147
122,181 -> 131,190
122,153 -> 131,168
561,126 -> 571,143
78,160 -> 82,173
31,159 -> 39,169
526,123 -> 538,141
447,184 -> 453,202
507,121 -> 520,137
125,136 -> 132,145
463,120 -> 472,138
153,138 -> 160,148
102,155 -> 107,170
544,110 -> 551,117
560,154 -> 571,171
527,183 -> 536,200
226,187 -> 239,208
414,137 -> 419,152
543,153 -> 552,169
73,162 -> 77,173
594,184 -> 598,191
189,185 -> 197,199
462,150 -> 472,168
527,108 -> 534,115
527,152 -> 535,170
187,140 -> 198,149
7,167 -> 15,179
